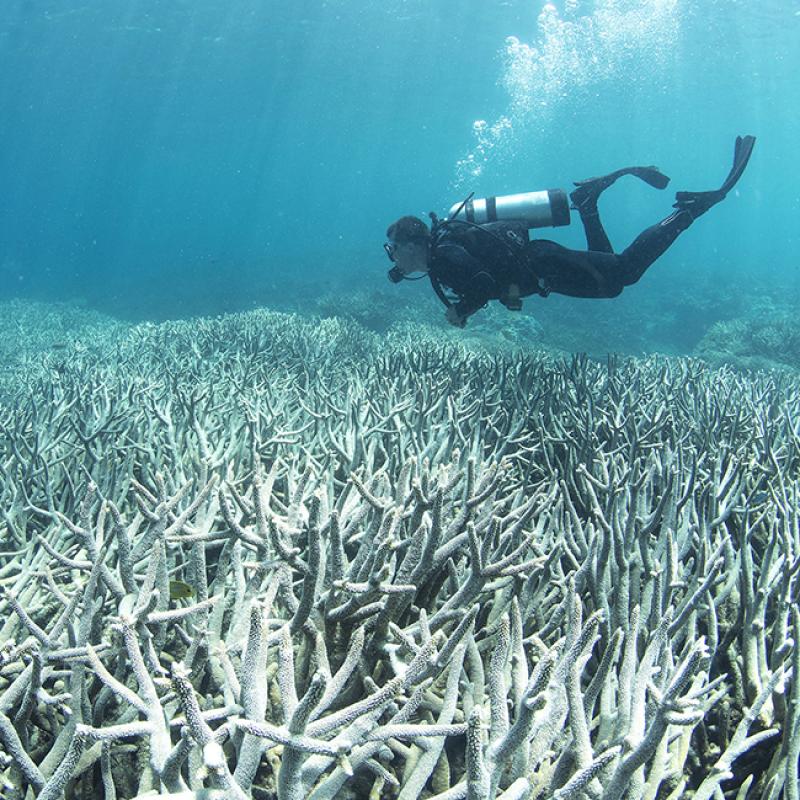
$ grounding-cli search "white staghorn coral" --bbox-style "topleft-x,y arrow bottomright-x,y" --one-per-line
0,306 -> 798,798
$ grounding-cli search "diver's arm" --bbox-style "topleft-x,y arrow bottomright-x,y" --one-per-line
452,293 -> 488,323
436,244 -> 498,325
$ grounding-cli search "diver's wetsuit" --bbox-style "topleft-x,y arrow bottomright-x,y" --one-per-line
424,136 -> 755,322
429,204 -> 693,320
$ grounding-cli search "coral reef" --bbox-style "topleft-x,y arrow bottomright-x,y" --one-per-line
0,304 -> 799,799
305,286 -> 433,334
307,285 -> 547,354
299,271 -> 752,360
0,300 -> 128,400
695,301 -> 800,372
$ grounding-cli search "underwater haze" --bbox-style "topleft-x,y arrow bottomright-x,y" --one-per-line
0,0 -> 798,355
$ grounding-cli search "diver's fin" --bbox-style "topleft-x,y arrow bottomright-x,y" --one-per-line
673,135 -> 756,219
721,135 -> 756,194
628,166 -> 671,190
571,165 -> 670,210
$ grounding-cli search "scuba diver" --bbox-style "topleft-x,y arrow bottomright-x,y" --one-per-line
384,135 -> 756,328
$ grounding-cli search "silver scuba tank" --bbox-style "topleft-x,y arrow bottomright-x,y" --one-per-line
448,188 -> 571,229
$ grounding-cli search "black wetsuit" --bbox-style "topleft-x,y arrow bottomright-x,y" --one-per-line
429,203 -> 693,320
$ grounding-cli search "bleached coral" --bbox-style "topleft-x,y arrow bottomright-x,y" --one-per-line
0,307 -> 798,799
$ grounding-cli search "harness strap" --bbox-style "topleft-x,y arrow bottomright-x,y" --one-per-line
429,274 -> 454,309
428,210 -> 553,305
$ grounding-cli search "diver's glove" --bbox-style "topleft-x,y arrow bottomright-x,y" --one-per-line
445,306 -> 467,328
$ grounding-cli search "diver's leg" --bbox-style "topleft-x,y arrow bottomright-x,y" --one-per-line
532,137 -> 757,294
617,209 -> 693,285
526,211 -> 691,296
618,137 -> 755,285
524,240 -> 625,298
570,165 -> 670,253
573,200 -> 614,253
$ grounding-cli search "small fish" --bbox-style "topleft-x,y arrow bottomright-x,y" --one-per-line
169,580 -> 195,600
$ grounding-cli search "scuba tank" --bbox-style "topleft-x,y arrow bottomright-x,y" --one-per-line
447,188 -> 571,229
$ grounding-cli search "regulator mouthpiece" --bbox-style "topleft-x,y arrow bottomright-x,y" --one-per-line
448,188 -> 571,229
387,266 -> 404,283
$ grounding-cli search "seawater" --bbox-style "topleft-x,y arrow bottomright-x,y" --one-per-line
0,0 -> 796,358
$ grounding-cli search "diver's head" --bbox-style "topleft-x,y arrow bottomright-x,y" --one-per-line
385,216 -> 431,282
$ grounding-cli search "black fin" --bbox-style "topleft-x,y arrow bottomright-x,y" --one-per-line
571,165 -> 670,209
720,135 -> 756,195
628,166 -> 670,190
673,135 -> 756,218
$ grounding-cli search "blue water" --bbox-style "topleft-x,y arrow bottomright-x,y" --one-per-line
1,0 -> 797,326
